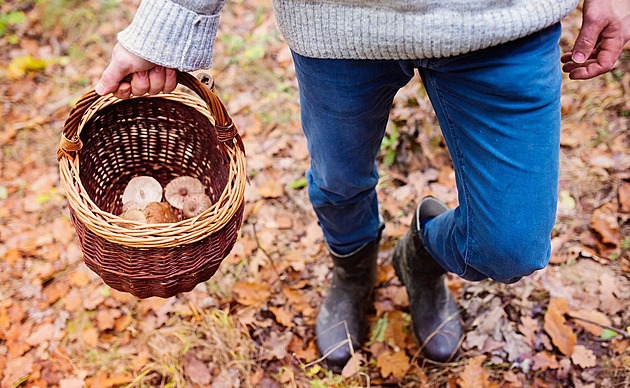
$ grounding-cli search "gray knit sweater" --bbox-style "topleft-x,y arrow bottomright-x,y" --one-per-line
118,0 -> 580,71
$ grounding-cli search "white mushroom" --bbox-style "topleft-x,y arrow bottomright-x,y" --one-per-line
120,209 -> 147,224
122,176 -> 163,210
122,201 -> 142,213
164,176 -> 206,210
182,193 -> 213,218
144,201 -> 178,224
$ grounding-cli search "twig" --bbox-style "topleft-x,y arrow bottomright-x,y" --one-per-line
251,219 -> 287,286
569,315 -> 630,339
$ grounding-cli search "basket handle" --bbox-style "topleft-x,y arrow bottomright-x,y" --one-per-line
57,70 -> 242,161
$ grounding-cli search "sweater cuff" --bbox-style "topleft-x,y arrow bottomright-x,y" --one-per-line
117,0 -> 221,71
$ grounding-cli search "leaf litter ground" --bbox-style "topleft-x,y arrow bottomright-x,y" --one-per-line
0,0 -> 628,387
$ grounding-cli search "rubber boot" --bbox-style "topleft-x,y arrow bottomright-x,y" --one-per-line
393,196 -> 462,362
315,232 -> 381,372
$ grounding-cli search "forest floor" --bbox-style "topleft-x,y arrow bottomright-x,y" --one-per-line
0,0 -> 628,387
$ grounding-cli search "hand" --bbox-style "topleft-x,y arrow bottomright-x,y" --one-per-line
561,0 -> 630,80
95,43 -> 177,98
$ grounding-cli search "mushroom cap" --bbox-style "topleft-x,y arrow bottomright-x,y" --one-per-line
122,176 -> 163,210
164,176 -> 206,210
144,201 -> 178,224
182,193 -> 213,218
120,209 -> 148,224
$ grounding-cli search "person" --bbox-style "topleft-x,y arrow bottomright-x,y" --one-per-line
95,0 -> 630,372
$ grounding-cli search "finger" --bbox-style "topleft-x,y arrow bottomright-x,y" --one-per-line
96,61 -> 131,95
570,14 -> 606,63
148,66 -> 166,95
131,71 -> 150,96
570,38 -> 623,79
113,82 -> 132,99
164,68 -> 177,94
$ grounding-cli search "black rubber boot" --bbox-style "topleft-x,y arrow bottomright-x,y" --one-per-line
393,196 -> 462,362
315,232 -> 381,372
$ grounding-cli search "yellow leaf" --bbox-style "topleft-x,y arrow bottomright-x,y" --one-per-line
7,55 -> 48,80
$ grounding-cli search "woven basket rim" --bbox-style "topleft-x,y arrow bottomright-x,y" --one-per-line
58,91 -> 246,248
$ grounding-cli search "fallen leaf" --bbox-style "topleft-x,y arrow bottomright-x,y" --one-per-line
82,326 -> 98,347
376,350 -> 410,379
59,378 -> 85,388
288,336 -> 317,361
532,351 -> 559,372
341,353 -> 364,378
2,355 -> 34,388
26,322 -> 54,346
619,182 -> 630,212
258,180 -> 284,198
544,298 -> 576,356
269,306 -> 294,327
384,310 -> 409,350
68,271 -> 90,287
590,203 -> 619,246
233,281 -> 271,306
599,273 -> 622,314
568,309 -> 612,337
457,355 -> 490,388
571,345 -> 597,368
261,331 -> 293,360
183,353 -> 211,385
518,315 -> 540,348
96,309 -> 121,331
7,55 -> 48,80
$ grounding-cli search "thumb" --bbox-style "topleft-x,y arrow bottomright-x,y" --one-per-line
95,61 -> 130,95
571,17 -> 605,63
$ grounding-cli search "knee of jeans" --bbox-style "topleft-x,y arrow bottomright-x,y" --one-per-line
472,230 -> 551,284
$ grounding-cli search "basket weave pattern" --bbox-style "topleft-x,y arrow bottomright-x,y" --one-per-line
58,72 -> 246,298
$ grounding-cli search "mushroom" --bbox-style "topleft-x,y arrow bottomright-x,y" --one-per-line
182,193 -> 213,218
120,209 -> 147,224
122,201 -> 142,213
122,176 -> 163,210
164,176 -> 206,210
144,201 -> 178,224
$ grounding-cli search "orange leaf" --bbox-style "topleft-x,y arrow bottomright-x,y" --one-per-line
233,281 -> 270,306
68,271 -> 90,287
571,345 -> 597,368
63,289 -> 82,312
96,309 -> 121,331
543,298 -> 576,356
258,180 -> 284,198
532,351 -> 559,372
269,306 -> 294,327
619,182 -> 630,213
82,326 -> 99,347
568,309 -> 611,337
384,310 -> 410,350
457,355 -> 491,388
376,350 -> 410,379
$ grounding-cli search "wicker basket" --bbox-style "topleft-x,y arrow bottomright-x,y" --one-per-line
57,71 -> 246,299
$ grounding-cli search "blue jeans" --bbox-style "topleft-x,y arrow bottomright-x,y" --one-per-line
292,24 -> 562,284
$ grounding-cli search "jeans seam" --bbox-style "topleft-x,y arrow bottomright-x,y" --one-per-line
426,74 -> 475,275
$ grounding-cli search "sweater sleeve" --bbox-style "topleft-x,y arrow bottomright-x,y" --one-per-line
117,0 -> 227,71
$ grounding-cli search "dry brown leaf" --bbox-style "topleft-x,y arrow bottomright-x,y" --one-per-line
384,310 -> 409,350
233,281 -> 271,306
341,353 -> 364,378
599,273 -> 622,314
532,351 -> 559,371
114,314 -> 132,332
619,182 -> 630,212
518,316 -> 540,348
568,309 -> 612,336
288,336 -> 318,361
63,289 -> 82,312
59,378 -> 85,388
282,287 -> 313,316
26,323 -> 54,346
544,298 -> 576,356
258,180 -> 285,198
183,353 -> 211,385
96,309 -> 121,331
82,326 -> 98,347
269,306 -> 294,327
376,350 -> 410,379
2,355 -> 34,388
571,345 -> 597,368
261,331 -> 293,360
43,281 -> 70,304
457,355 -> 491,388
611,339 -> 629,354
68,271 -> 90,287
590,203 -> 619,246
